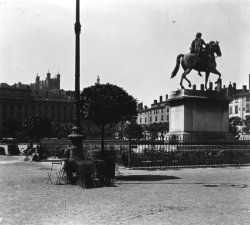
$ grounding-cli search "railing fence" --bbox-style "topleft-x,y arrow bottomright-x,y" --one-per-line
128,138 -> 250,168
40,138 -> 250,168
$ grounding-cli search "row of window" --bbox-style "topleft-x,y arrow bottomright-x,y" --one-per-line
229,103 -> 250,115
148,107 -> 169,115
139,114 -> 169,124
0,110 -> 73,122
0,104 -> 73,122
1,104 -> 70,112
233,97 -> 250,103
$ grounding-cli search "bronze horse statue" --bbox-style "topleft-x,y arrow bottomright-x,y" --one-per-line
171,41 -> 222,90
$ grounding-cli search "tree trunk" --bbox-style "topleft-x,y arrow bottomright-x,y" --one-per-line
101,125 -> 105,151
128,138 -> 132,168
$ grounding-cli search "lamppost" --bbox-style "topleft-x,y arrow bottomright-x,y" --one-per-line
68,0 -> 84,156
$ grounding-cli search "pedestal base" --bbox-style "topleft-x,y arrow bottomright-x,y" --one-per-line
167,89 -> 232,140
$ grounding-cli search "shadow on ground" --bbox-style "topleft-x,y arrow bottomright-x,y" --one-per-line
202,183 -> 248,188
131,166 -> 246,172
116,175 -> 181,181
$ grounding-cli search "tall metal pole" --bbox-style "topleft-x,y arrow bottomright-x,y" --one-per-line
68,0 -> 84,153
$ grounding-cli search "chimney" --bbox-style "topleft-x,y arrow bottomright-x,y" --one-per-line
159,96 -> 163,102
138,103 -> 141,111
209,82 -> 213,90
233,83 -> 236,89
154,100 -> 157,104
36,74 -> 40,83
165,94 -> 168,100
47,71 -> 51,79
192,85 -> 196,90
216,78 -> 222,92
243,85 -> 247,92
200,84 -> 204,91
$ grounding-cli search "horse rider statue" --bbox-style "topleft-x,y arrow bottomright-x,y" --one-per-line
171,32 -> 222,90
190,32 -> 206,76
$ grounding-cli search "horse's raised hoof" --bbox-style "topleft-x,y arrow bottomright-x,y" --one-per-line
188,83 -> 191,88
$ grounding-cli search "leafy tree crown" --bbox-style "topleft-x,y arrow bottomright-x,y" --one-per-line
80,83 -> 137,127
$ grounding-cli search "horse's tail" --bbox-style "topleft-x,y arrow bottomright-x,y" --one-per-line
171,54 -> 184,78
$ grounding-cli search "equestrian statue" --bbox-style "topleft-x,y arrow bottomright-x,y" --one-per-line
171,32 -> 222,90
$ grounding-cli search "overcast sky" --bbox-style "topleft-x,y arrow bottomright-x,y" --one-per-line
1,0 -> 250,106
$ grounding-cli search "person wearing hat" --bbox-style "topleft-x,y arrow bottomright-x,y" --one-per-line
190,32 -> 206,55
190,32 -> 207,76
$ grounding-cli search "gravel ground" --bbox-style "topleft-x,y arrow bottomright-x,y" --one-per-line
0,155 -> 250,225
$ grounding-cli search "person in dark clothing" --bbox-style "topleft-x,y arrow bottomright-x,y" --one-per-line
190,32 -> 206,55
32,148 -> 39,162
190,32 -> 207,76
24,142 -> 33,156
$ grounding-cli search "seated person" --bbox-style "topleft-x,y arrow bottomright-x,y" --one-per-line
32,149 -> 39,162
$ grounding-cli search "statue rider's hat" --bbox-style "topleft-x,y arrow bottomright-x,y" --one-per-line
196,32 -> 202,38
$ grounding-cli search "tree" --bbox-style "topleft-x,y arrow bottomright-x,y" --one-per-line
51,122 -> 73,138
80,83 -> 137,150
81,120 -> 118,140
229,116 -> 242,136
146,123 -> 160,140
242,115 -> 250,134
123,122 -> 143,168
142,122 -> 169,140
1,117 -> 23,142
156,122 -> 169,140
124,122 -> 143,140
23,114 -> 52,144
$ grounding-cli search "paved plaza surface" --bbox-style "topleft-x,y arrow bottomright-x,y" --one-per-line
0,156 -> 250,225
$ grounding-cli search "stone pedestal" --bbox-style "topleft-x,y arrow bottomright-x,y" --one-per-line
167,89 -> 232,139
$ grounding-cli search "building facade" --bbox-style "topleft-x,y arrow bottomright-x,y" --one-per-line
137,75 -> 250,126
0,72 -> 74,126
0,86 -> 74,125
228,83 -> 250,120
137,95 -> 170,125
31,71 -> 60,91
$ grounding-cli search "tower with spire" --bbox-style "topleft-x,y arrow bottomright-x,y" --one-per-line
96,75 -> 100,85
31,70 -> 61,91
35,74 -> 40,89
